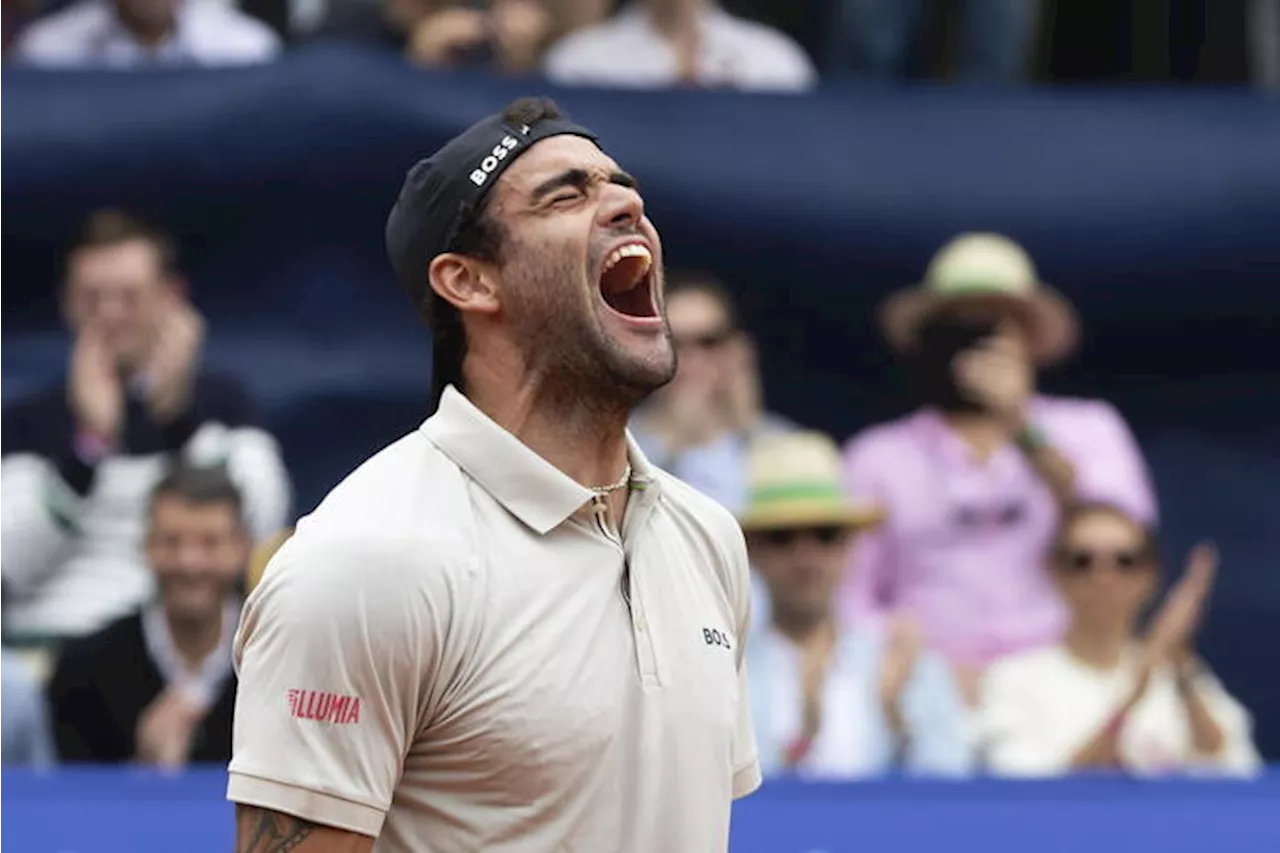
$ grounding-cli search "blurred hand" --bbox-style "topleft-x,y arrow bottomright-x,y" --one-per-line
408,6 -> 489,67
952,335 -> 1032,424
135,689 -> 203,770
878,615 -> 924,723
658,1 -> 702,83
68,326 -> 124,441
721,335 -> 763,434
490,0 -> 552,73
143,293 -> 205,424
1143,541 -> 1218,670
795,621 -> 837,753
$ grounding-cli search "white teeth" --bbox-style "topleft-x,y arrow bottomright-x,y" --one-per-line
602,243 -> 653,274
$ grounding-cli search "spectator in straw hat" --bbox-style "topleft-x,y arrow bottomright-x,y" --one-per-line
841,233 -> 1156,701
742,431 -> 975,779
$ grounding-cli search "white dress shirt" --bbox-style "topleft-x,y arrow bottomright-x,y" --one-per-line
982,644 -> 1261,777
14,0 -> 281,69
544,4 -> 816,92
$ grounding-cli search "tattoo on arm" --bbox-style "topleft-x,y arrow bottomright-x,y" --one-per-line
237,806 -> 318,852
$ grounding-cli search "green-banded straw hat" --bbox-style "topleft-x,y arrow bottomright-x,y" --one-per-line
739,431 -> 883,532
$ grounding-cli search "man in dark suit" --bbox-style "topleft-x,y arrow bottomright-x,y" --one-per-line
48,463 -> 248,767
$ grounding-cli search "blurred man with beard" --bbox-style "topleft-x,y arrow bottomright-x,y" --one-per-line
229,97 -> 759,853
13,0 -> 279,67
48,465 -> 248,767
1,210 -> 290,642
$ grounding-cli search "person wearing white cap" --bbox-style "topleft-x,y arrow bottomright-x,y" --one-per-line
840,233 -> 1157,700
742,431 -> 975,778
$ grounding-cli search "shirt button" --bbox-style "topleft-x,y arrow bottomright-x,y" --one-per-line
635,619 -> 647,632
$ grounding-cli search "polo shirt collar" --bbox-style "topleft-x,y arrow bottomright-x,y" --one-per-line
421,386 -> 660,535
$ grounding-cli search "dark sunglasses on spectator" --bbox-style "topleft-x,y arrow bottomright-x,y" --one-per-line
1054,548 -> 1151,574
759,526 -> 846,547
674,327 -> 735,352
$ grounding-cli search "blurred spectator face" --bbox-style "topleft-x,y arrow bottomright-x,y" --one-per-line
146,493 -> 248,624
667,287 -> 738,394
750,525 -> 853,626
1051,508 -> 1157,636
64,237 -> 174,372
909,305 -> 1031,412
114,0 -> 178,38
386,0 -> 441,30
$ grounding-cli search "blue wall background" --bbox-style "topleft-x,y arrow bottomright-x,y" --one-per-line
4,47 -> 1278,756
4,768 -> 1279,852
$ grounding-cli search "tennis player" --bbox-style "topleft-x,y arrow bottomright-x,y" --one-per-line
228,97 -> 761,852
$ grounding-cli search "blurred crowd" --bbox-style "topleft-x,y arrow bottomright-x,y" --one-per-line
1,0 -> 1273,808
3,0 -> 1279,88
1,210 -> 1264,779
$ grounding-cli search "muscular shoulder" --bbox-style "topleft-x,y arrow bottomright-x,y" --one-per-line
249,432 -> 476,625
305,430 -> 474,554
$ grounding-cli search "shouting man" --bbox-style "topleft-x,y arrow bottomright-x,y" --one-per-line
228,97 -> 760,852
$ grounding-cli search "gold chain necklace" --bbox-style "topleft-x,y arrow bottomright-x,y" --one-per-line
589,464 -> 632,496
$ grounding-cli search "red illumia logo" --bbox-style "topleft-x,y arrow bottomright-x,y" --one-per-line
286,689 -> 362,724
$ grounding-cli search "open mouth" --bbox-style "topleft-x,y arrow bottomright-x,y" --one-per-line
598,243 -> 658,319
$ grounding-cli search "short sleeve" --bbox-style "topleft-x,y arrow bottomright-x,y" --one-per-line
725,523 -> 762,799
1067,401 -> 1157,524
226,531 -> 446,837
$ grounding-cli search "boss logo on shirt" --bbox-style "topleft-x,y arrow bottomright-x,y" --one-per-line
703,628 -> 733,650
286,688 -> 362,725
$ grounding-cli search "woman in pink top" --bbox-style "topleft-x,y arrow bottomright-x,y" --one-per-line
841,234 -> 1156,697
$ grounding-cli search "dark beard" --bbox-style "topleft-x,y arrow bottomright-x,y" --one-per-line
505,248 -> 675,419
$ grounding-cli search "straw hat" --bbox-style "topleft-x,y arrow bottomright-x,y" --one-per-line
879,233 -> 1079,366
739,431 -> 883,532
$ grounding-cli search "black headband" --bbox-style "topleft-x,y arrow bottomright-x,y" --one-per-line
385,108 -> 599,405
385,111 -> 600,303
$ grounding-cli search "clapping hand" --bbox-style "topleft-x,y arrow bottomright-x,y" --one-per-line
1130,542 -> 1218,702
142,291 -> 205,424
68,324 -> 124,441
135,688 -> 204,771
878,615 -> 924,730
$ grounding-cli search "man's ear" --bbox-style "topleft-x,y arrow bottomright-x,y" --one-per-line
428,253 -> 500,316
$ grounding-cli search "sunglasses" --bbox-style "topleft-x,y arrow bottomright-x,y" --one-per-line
758,526 -> 847,547
674,327 -> 735,352
1054,548 -> 1152,574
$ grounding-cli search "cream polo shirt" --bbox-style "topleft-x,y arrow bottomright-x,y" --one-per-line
227,387 -> 761,852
